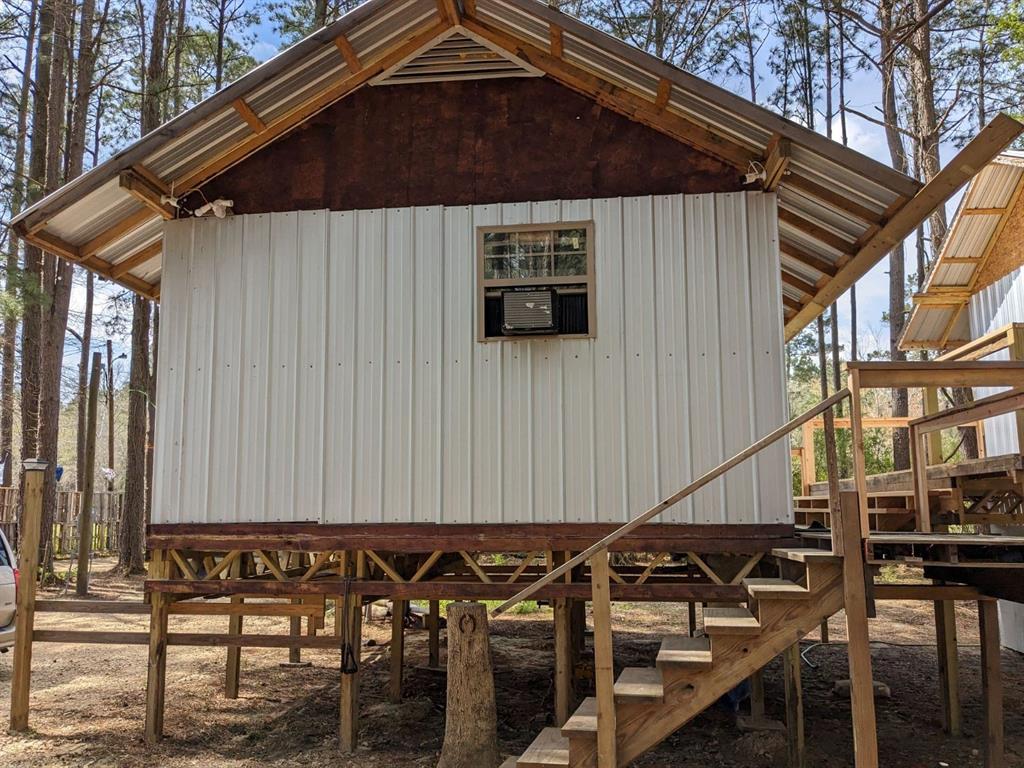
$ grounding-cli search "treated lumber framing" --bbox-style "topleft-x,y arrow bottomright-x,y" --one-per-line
654,77 -> 671,111
834,491 -> 878,768
979,600 -> 1004,768
119,170 -> 176,219
591,549 -> 616,768
934,599 -> 961,736
110,240 -> 162,278
785,114 -> 1024,341
436,0 -> 459,24
763,134 -> 791,191
389,599 -> 406,702
784,643 -> 805,768
549,23 -> 563,57
232,97 -> 266,133
333,33 -> 361,70
9,463 -> 46,731
780,240 -> 839,277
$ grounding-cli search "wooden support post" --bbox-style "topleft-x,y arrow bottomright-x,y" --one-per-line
801,420 -> 816,494
847,371 -> 872,537
225,555 -> 243,698
750,668 -> 766,721
687,601 -> 697,636
9,461 -> 46,731
1010,327 -> 1024,451
289,596 -> 303,664
784,644 -> 806,768
390,599 -> 406,703
76,353 -> 102,596
340,551 -> 364,752
934,599 -> 961,736
591,548 -> 616,768
553,551 -> 574,726
144,549 -> 169,744
428,599 -> 441,668
979,600 -> 1003,768
835,491 -> 878,767
924,387 -> 944,463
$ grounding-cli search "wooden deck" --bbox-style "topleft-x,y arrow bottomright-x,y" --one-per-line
807,453 -> 1023,496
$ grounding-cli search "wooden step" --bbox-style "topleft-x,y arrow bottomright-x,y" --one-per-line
560,697 -> 597,738
614,666 -> 664,702
704,606 -> 761,636
772,547 -> 840,564
501,759 -> 519,768
656,636 -> 712,670
517,727 -> 569,767
744,577 -> 811,600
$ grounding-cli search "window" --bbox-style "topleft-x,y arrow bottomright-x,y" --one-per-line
477,222 -> 595,340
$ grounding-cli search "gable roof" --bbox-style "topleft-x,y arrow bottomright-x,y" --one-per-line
9,0 -> 1022,339
900,151 -> 1024,350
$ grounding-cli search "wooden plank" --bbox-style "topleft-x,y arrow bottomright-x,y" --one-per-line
119,171 -> 176,219
654,77 -> 671,111
764,134 -> 791,191
231,97 -> 266,133
389,599 -> 406,703
110,240 -> 162,279
225,556 -> 243,699
590,550 -> 616,768
784,643 -> 805,768
979,600 -> 1004,768
35,599 -> 151,614
937,323 -> 1021,361
780,240 -> 838,277
549,24 -> 563,57
785,114 -> 1024,341
436,0 -> 459,24
340,551 -> 365,752
849,360 -> 1024,389
872,584 -> 985,601
144,583 -> 170,743
333,33 -> 361,71
9,464 -> 45,731
934,599 -> 961,736
836,492 -> 878,767
784,173 -> 885,224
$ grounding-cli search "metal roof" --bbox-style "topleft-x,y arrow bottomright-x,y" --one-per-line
9,0 -> 1021,336
900,151 -> 1024,350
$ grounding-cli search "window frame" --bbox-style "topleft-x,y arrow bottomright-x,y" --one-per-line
476,220 -> 596,342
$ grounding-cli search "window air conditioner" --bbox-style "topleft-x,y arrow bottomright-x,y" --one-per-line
502,288 -> 557,335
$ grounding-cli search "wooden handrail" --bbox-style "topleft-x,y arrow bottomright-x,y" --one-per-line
491,387 -> 851,617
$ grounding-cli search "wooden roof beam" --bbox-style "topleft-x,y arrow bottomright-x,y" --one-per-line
784,173 -> 886,225
437,0 -> 460,25
780,240 -> 838,278
549,24 -> 563,58
333,33 -> 361,71
20,230 -> 160,299
762,134 -> 790,191
119,171 -> 176,220
232,98 -> 266,134
781,270 -> 818,298
80,208 -> 156,258
461,17 -> 756,171
912,293 -> 970,306
962,207 -> 1007,215
654,77 -> 671,111
111,240 -> 162,278
777,207 -> 858,256
782,294 -> 803,312
785,113 -> 1024,342
463,0 -> 475,15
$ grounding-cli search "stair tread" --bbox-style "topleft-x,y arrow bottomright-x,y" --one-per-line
772,547 -> 840,563
704,606 -> 761,635
560,696 -> 597,736
517,727 -> 569,767
744,577 -> 811,598
657,636 -> 712,667
501,759 -> 519,768
615,666 -> 664,701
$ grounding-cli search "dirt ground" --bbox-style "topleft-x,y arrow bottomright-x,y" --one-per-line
0,560 -> 1021,767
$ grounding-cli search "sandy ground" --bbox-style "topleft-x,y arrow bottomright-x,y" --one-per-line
0,560 -> 1020,767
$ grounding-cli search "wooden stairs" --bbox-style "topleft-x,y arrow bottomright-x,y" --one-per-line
504,548 -> 845,768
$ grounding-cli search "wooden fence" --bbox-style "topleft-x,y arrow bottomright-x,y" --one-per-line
0,487 -> 124,556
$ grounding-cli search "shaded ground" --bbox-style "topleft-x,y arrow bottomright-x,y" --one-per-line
0,560 -> 1020,767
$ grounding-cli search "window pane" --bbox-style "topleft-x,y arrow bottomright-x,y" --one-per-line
554,253 -> 587,276
555,229 -> 586,252
484,258 -> 510,279
509,255 -> 551,278
515,230 -> 552,254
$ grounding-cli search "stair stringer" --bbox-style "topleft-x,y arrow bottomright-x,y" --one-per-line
570,564 -> 846,767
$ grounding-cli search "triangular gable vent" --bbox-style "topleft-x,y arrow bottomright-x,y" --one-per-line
371,26 -> 543,86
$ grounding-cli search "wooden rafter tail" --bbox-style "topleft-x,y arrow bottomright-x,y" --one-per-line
110,240 -> 162,279
119,170 -> 177,220
333,33 -> 361,71
232,97 -> 266,133
549,23 -> 563,57
762,134 -> 791,191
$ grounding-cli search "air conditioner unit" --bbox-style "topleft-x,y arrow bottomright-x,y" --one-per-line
502,288 -> 557,335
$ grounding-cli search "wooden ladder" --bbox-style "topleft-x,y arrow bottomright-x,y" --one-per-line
506,548 -> 844,768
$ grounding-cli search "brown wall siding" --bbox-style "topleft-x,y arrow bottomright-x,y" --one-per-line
192,77 -> 743,213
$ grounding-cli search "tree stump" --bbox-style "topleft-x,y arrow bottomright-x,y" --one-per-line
437,601 -> 500,768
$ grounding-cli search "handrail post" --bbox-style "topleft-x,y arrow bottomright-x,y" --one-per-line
591,548 -> 616,768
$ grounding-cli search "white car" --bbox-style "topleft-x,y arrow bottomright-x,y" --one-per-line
0,528 -> 15,650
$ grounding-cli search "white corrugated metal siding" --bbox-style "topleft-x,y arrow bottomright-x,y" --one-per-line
969,265 -> 1024,455
152,192 -> 792,526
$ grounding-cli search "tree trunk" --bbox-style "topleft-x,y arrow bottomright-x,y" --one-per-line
119,296 -> 149,573
2,0 -> 39,488
437,602 -> 500,768
76,273 -> 94,490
